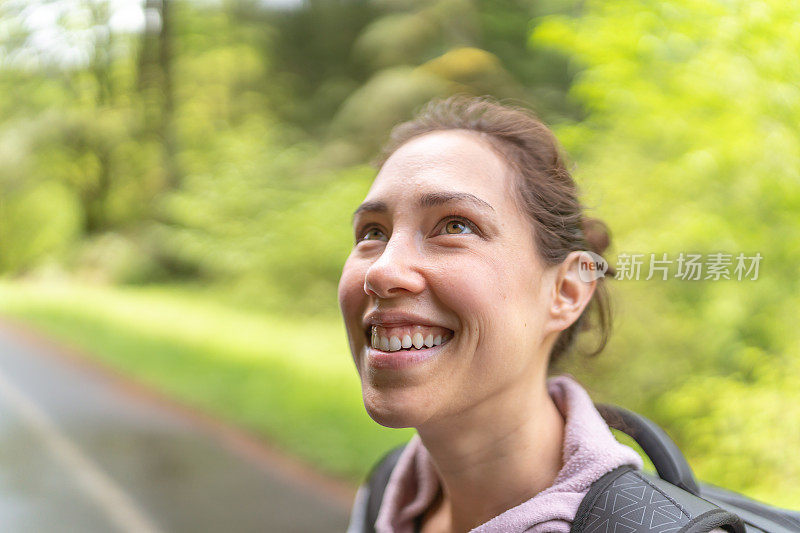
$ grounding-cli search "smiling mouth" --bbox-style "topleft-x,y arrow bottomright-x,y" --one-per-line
364,325 -> 453,352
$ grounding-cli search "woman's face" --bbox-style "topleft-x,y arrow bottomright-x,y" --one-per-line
338,130 -> 559,429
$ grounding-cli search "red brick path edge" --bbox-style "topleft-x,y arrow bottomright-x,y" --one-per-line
0,316 -> 357,511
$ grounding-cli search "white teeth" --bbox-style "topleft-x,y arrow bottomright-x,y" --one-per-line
370,328 -> 450,351
389,336 -> 401,351
412,333 -> 424,349
401,334 -> 412,349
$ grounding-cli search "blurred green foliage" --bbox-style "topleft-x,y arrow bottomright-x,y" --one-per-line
0,0 -> 797,507
533,0 -> 800,505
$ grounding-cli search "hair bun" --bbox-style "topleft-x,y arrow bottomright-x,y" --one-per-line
581,216 -> 612,256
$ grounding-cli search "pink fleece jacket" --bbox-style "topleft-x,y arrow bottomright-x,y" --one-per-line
374,374 -> 645,533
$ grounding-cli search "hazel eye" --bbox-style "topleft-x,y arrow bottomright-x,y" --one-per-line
441,218 -> 474,235
359,227 -> 388,242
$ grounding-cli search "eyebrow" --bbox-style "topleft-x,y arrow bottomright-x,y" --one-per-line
352,191 -> 495,222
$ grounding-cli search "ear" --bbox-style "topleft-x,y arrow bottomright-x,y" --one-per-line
546,251 -> 598,334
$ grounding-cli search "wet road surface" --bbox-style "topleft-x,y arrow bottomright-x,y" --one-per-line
0,322 -> 351,533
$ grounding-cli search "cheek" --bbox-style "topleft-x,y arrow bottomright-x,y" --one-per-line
430,256 -> 511,333
442,249 -> 515,304
338,257 -> 367,329
432,251 -> 543,354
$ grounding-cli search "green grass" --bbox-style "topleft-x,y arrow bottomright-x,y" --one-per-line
0,281 -> 413,482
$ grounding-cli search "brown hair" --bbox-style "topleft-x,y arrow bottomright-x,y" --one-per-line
372,94 -> 614,364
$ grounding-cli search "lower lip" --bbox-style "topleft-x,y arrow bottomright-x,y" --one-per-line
365,339 -> 450,370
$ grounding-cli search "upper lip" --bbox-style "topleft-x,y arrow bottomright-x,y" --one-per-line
363,311 -> 451,331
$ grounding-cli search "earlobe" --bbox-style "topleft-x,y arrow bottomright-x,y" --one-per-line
549,252 -> 597,332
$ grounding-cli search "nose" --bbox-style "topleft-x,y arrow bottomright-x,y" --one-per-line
364,230 -> 426,299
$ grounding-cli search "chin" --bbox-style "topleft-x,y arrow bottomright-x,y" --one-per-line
361,382 -> 430,429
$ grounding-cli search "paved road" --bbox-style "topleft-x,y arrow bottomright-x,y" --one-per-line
0,322 -> 351,533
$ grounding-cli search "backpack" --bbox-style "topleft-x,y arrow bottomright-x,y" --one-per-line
350,403 -> 800,532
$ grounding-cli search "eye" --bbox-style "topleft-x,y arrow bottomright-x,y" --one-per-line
357,226 -> 388,242
438,217 -> 475,235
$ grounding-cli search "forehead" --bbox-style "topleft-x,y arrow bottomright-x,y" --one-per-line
368,130 -> 514,204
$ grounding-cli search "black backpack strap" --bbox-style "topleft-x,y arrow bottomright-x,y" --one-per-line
701,483 -> 800,532
596,403 -> 701,495
571,465 -> 746,533
357,444 -> 406,533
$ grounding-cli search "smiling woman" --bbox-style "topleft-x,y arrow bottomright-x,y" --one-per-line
337,95 -> 632,532
336,96 -> 736,533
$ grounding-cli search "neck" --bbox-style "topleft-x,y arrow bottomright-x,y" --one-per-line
417,375 -> 565,533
